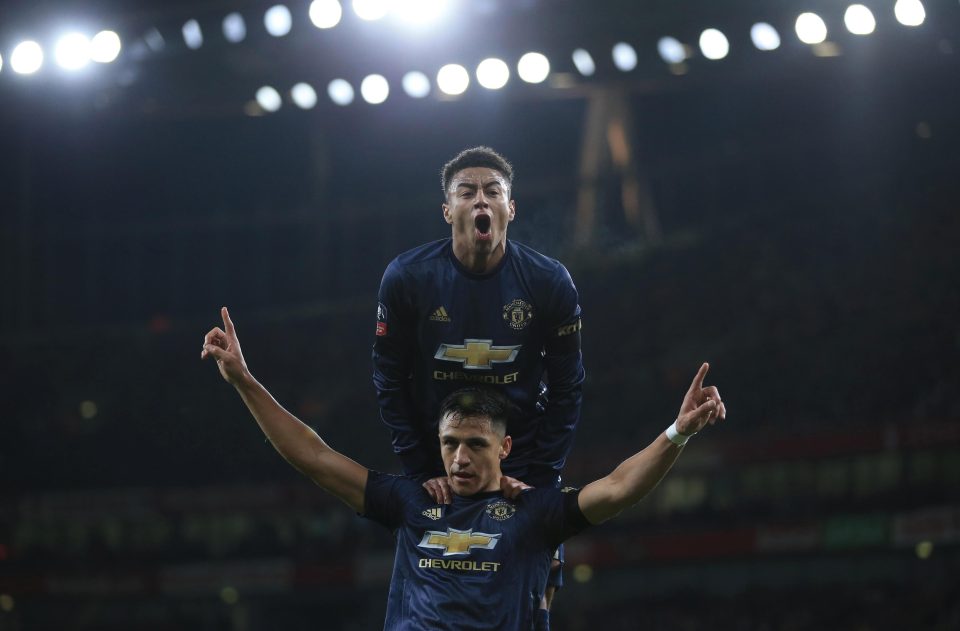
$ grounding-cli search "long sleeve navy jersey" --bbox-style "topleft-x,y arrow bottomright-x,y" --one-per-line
372,238 -> 585,486
363,470 -> 590,630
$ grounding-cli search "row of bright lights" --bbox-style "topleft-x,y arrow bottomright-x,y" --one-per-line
220,0 -> 930,48
253,53 -> 549,111
1,30 -> 121,74
0,0 -> 928,77
264,0 -> 451,36
0,0 -> 428,75
664,1 -> 926,63
252,0 -> 929,111
223,0 -> 446,42
793,0 -> 926,45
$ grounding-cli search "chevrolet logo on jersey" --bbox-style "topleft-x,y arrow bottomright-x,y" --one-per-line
417,528 -> 501,556
434,339 -> 521,370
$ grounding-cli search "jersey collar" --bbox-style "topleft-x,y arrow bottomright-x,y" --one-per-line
447,239 -> 512,279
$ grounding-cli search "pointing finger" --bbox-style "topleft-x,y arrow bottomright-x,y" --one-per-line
688,362 -> 710,395
221,307 -> 236,337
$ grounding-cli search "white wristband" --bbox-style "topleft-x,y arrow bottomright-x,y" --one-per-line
665,420 -> 694,446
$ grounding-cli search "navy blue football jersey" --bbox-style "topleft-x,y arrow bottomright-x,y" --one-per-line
363,471 -> 590,630
373,239 -> 585,485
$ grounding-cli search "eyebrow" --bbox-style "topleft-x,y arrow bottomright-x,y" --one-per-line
440,432 -> 491,444
454,180 -> 504,190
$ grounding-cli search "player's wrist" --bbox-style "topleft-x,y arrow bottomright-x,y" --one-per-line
665,419 -> 695,446
231,368 -> 258,392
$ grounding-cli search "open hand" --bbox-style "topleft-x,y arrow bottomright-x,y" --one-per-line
201,307 -> 250,387
675,363 -> 726,436
499,476 -> 532,500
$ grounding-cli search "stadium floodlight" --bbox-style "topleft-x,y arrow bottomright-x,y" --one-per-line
844,5 -> 876,35
393,0 -> 448,26
182,19 -> 203,49
437,63 -> 469,95
750,23 -> 780,51
657,37 -> 686,64
55,33 -> 92,70
612,42 -> 638,71
223,13 -> 247,43
795,12 -> 828,44
476,58 -> 509,90
328,78 -> 355,105
360,74 -> 390,104
517,52 -> 550,83
699,28 -> 729,60
353,0 -> 389,21
256,85 -> 282,112
310,0 -> 343,29
90,30 -> 121,62
291,82 -> 318,109
894,0 -> 925,27
264,5 -> 293,37
402,71 -> 431,98
144,28 -> 165,52
11,41 -> 43,74
0,52 -> 3,73
571,49 -> 595,76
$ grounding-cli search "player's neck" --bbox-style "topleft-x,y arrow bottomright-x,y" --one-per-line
452,240 -> 506,274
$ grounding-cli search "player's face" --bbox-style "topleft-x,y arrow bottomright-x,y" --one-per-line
439,414 -> 511,497
443,167 -> 516,261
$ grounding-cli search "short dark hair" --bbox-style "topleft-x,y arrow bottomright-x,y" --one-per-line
440,146 -> 514,197
437,386 -> 514,436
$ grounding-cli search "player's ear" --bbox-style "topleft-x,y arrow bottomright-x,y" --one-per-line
442,202 -> 453,224
508,198 -> 516,222
499,435 -> 512,460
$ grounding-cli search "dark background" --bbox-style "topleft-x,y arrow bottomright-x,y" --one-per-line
1,1 -> 959,629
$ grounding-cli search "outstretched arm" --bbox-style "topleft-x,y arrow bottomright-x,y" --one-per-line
202,307 -> 368,512
578,363 -> 726,525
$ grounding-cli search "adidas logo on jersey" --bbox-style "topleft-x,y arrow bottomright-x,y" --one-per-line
429,306 -> 451,322
422,507 -> 442,520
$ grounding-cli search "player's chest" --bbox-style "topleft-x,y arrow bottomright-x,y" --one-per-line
414,278 -> 541,349
404,499 -> 535,563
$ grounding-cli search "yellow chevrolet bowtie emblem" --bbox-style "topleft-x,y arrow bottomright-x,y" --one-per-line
434,339 -> 521,369
418,528 -> 501,556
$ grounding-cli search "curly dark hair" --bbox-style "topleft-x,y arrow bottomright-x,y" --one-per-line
440,146 -> 514,197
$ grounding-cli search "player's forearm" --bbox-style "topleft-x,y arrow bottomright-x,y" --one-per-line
233,373 -> 330,474
579,434 -> 682,525
232,374 -> 367,510
535,391 -> 582,468
537,346 -> 584,444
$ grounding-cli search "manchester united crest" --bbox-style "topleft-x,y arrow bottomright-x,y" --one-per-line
502,299 -> 533,331
485,500 -> 516,522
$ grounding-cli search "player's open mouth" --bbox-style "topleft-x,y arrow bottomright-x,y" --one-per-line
474,214 -> 491,239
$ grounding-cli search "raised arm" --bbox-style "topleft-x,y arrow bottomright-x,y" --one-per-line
202,307 -> 368,512
578,363 -> 727,525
